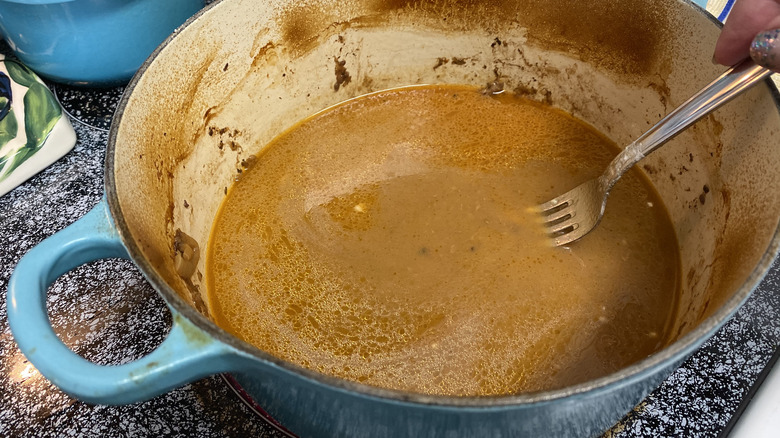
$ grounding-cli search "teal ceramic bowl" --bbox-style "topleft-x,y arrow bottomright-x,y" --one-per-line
0,0 -> 204,86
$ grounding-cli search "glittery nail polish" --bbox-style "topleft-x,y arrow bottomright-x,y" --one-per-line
750,29 -> 780,71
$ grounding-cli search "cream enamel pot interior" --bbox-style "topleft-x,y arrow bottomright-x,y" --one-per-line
7,0 -> 780,436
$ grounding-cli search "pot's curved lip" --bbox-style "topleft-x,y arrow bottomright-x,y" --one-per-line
105,0 -> 780,409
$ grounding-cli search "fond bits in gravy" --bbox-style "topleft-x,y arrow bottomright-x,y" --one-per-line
205,85 -> 680,396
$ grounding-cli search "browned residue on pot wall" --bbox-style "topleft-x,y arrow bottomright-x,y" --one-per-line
277,0 -> 673,77
109,0 -> 780,349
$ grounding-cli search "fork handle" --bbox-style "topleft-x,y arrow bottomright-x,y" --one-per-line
599,58 -> 771,189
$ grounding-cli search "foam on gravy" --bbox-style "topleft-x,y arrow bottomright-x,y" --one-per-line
206,85 -> 680,396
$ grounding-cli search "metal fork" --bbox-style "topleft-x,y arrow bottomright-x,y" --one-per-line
537,58 -> 771,247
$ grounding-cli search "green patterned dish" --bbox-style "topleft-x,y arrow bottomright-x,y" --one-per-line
0,55 -> 76,197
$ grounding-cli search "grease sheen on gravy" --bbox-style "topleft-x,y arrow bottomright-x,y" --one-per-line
205,85 -> 681,396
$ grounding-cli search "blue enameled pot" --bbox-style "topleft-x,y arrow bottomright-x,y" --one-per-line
7,0 -> 780,436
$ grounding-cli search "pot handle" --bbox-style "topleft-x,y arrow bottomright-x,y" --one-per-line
7,199 -> 243,405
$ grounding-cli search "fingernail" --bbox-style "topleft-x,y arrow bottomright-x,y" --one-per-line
750,29 -> 780,70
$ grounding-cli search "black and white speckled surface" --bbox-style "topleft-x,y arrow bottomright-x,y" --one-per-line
1,36 -> 780,438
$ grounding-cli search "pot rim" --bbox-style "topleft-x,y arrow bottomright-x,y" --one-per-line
104,0 -> 780,408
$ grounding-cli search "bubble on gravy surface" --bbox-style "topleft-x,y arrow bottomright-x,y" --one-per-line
206,85 -> 681,396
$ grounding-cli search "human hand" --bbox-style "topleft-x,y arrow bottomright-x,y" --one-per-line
713,0 -> 780,70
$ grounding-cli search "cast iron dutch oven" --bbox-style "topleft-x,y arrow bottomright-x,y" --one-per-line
8,0 -> 780,436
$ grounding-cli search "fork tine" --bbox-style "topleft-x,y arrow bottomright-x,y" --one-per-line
540,204 -> 576,224
552,228 -> 584,247
546,217 -> 579,234
537,181 -> 598,245
537,194 -> 574,213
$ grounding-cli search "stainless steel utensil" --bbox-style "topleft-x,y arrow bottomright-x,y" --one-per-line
537,58 -> 771,246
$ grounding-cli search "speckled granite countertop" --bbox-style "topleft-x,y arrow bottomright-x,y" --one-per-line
1,46 -> 780,438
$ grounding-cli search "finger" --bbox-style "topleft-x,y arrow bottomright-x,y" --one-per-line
751,29 -> 780,70
713,0 -> 780,66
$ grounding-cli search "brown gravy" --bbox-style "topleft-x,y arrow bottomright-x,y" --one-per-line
205,85 -> 680,396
